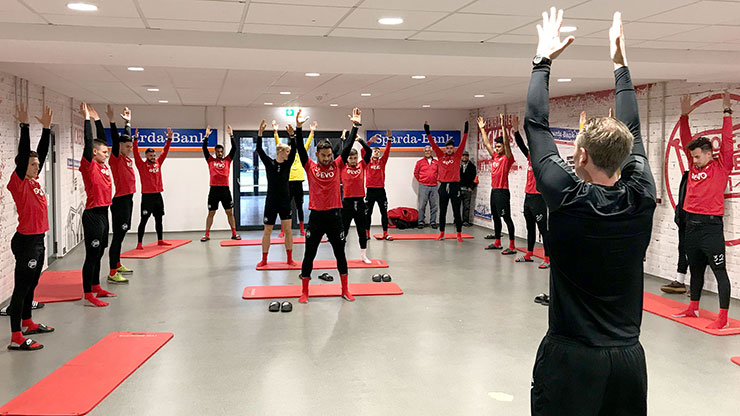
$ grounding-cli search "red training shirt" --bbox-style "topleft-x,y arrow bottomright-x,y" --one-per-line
341,160 -> 367,198
490,152 -> 515,189
524,159 -> 539,195
305,158 -> 343,210
133,138 -> 171,194
414,158 -> 439,186
428,133 -> 469,183
109,153 -> 136,197
80,158 -> 112,209
207,155 -> 232,187
366,139 -> 391,188
7,174 -> 49,235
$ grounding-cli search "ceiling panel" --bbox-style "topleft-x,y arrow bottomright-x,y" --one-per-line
339,9 -> 448,31
241,24 -> 329,36
360,0 -> 474,12
246,3 -> 350,26
252,0 -> 359,6
105,66 -> 172,87
460,0 -> 584,16
585,22 -> 705,41
565,0 -> 697,21
138,0 -> 244,22
329,28 -> 416,40
149,19 -> 240,32
427,14 -> 534,34
641,1 -> 740,25
177,88 -> 220,105
273,72 -> 332,90
410,31 -> 492,42
24,0 -> 140,17
634,40 -> 712,50
49,64 -> 120,83
662,25 -> 740,43
41,15 -> 145,28
0,3 -> 45,24
167,68 -> 227,89
487,34 -> 537,44
507,17 -> 610,37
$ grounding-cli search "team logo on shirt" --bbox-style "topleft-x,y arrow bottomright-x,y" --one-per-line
305,230 -> 311,238
148,167 -> 160,173
213,161 -> 225,169
27,259 -> 37,269
142,210 -> 149,216
122,223 -> 129,231
313,168 -> 335,179
101,168 -> 110,176
346,167 -> 361,175
442,159 -> 454,166
691,172 -> 708,182
370,165 -> 381,170
33,187 -> 46,196
492,160 -> 500,168
91,239 -> 100,248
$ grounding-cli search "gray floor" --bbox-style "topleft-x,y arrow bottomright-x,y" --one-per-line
1,226 -> 740,415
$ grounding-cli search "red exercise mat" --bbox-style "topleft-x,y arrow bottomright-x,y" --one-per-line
373,233 -> 474,240
220,237 -> 326,247
120,240 -> 191,259
643,292 -> 740,336
256,259 -> 388,271
243,282 -> 403,299
33,270 -> 83,303
732,357 -> 740,367
515,247 -> 546,260
0,332 -> 173,416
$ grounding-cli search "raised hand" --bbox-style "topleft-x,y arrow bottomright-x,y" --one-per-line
608,108 -> 614,118
14,104 -> 29,124
511,114 -> 520,131
610,12 -> 627,68
35,106 -> 53,129
536,7 -> 575,60
258,120 -> 267,136
296,109 -> 309,128
121,107 -> 131,124
87,104 -> 100,121
80,102 -> 89,119
106,104 -> 114,121
341,129 -> 347,140
165,128 -> 173,140
723,91 -> 732,110
349,108 -> 361,125
227,124 -> 233,137
205,125 -> 212,138
310,120 -> 318,132
368,134 -> 380,144
134,129 -> 139,139
286,124 -> 295,136
580,111 -> 587,127
271,120 -> 278,131
680,94 -> 693,116
476,116 -> 486,130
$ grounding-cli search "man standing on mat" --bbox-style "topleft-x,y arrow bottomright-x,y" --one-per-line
273,119 -> 315,238
525,11 -> 655,415
478,115 -> 516,254
366,130 -> 394,241
133,127 -> 173,249
672,92 -> 734,329
6,103 -> 54,351
459,150 -> 477,227
512,114 -> 550,269
661,169 -> 690,294
426,121 -> 469,242
201,125 -> 240,242
414,145 -> 438,229
341,133 -> 374,264
79,103 -> 117,307
255,120 -> 297,266
105,105 -> 135,285
296,108 -> 358,303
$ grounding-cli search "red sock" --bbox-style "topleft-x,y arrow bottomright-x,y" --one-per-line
278,227 -> 285,237
109,268 -> 117,277
231,228 -> 237,237
258,252 -> 268,267
84,292 -> 108,307
11,331 -> 27,345
383,231 -> 388,238
93,284 -> 116,298
544,256 -> 550,263
21,319 -> 39,332
707,308 -> 729,330
116,262 -> 122,268
136,242 -> 143,250
509,240 -> 516,250
366,229 -> 370,238
674,300 -> 699,318
525,251 -> 533,260
299,277 -> 310,303
494,239 -> 501,248
204,231 -> 210,237
457,232 -> 463,242
340,274 -> 355,301
286,250 -> 295,265
299,222 -> 305,235
436,232 -> 445,240
158,240 -> 172,246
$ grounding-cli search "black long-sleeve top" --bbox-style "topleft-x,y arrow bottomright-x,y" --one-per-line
524,64 -> 656,347
459,161 -> 477,189
15,124 -> 50,180
256,133 -> 297,203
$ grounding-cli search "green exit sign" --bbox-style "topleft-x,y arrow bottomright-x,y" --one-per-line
285,108 -> 295,117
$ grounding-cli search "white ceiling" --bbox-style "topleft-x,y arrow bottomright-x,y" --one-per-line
0,0 -> 739,108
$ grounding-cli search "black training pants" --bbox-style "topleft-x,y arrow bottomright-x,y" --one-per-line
438,182 -> 462,233
289,181 -> 305,223
490,188 -> 515,241
365,187 -> 389,232
523,193 -> 549,256
677,219 -> 689,275
342,197 -> 368,249
82,207 -> 109,293
685,213 -> 730,309
8,233 -> 45,332
302,209 -> 347,278
109,194 -> 133,269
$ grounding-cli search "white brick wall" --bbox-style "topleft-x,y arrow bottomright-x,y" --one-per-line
469,80 -> 740,299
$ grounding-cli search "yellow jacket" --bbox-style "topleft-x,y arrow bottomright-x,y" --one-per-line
275,130 -> 314,181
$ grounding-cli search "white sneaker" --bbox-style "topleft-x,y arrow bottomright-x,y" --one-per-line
361,254 -> 372,264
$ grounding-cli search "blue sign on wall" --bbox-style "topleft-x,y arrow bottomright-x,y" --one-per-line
103,128 -> 218,149
365,130 -> 462,150
551,127 -> 578,142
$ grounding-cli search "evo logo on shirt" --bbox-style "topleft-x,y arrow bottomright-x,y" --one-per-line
370,165 -> 381,170
691,171 -> 708,181
442,159 -> 454,166
313,167 -> 335,179
346,168 -> 362,175
33,187 -> 46,196
101,168 -> 111,176
213,162 -> 225,169
148,167 -> 160,173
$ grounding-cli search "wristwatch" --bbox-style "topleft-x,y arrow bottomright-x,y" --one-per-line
532,55 -> 552,66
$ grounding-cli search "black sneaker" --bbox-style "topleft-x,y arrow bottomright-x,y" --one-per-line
417,223 -> 425,229
660,281 -> 687,294
430,223 -> 438,229
534,293 -> 549,305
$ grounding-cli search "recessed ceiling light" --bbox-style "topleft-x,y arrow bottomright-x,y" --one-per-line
378,17 -> 403,25
305,73 -> 320,77
280,91 -> 291,95
361,93 -> 372,97
67,2 -> 97,12
422,105 -> 431,108
330,104 -> 339,107
127,67 -> 144,71
561,26 -> 577,33
264,102 -> 273,106
158,100 -> 168,104
147,88 -> 159,92
411,75 -> 426,79
474,94 -> 485,98
557,78 -> 572,82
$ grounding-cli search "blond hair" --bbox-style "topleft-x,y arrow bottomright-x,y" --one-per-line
575,117 -> 633,177
276,143 -> 290,153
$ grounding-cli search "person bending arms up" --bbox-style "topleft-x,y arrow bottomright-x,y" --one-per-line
366,130 -> 394,240
201,124 -> 240,242
255,120 -> 298,266
661,168 -> 690,294
273,119 -> 315,237
525,10 -> 655,415
478,114 -> 516,254
425,121 -> 469,241
296,108 -> 358,303
133,127 -> 173,249
105,105 -> 135,284
79,103 -> 117,307
6,104 -> 54,350
414,145 -> 439,229
341,133 -> 374,264
672,92 -> 734,329
459,150 -> 477,227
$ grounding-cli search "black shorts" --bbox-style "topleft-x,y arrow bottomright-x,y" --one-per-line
524,193 -> 547,221
531,335 -> 647,416
289,181 -> 304,202
490,188 -> 511,218
306,209 -> 345,241
264,198 -> 292,225
111,194 -> 134,233
685,213 -> 726,270
208,186 -> 233,211
366,187 -> 388,204
141,193 -> 165,216
82,207 -> 109,251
